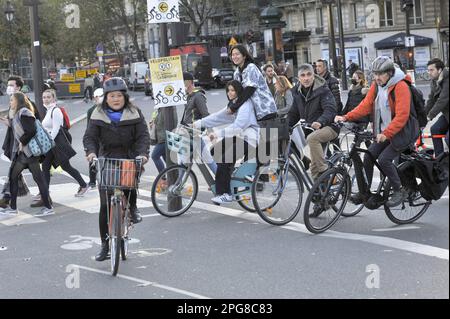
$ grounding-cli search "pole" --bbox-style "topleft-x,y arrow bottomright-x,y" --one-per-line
336,0 -> 347,90
26,1 -> 45,119
159,23 -> 181,211
327,3 -> 338,78
405,8 -> 414,71
8,21 -> 14,74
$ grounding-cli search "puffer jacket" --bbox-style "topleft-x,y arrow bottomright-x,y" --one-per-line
288,74 -> 338,133
425,68 -> 449,121
83,104 -> 150,159
343,84 -> 370,123
322,71 -> 343,114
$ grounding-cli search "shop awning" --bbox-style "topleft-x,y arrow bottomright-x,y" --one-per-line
374,32 -> 433,49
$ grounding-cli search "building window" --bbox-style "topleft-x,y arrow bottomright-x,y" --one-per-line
379,0 -> 394,26
409,0 -> 423,24
317,8 -> 323,28
302,10 -> 307,29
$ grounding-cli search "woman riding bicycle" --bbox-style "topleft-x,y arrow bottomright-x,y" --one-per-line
335,56 -> 419,208
83,77 -> 150,261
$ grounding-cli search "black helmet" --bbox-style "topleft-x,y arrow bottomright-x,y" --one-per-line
372,56 -> 395,73
103,77 -> 128,93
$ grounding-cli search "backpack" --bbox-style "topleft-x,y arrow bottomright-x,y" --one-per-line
51,106 -> 71,130
390,80 -> 428,128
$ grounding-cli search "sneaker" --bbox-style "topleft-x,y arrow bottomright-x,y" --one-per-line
386,188 -> 408,208
34,207 -> 55,217
0,207 -> 18,215
88,183 -> 97,190
75,186 -> 89,197
0,197 -> 10,209
211,193 -> 233,205
350,192 -> 366,205
30,196 -> 53,208
32,193 -> 41,202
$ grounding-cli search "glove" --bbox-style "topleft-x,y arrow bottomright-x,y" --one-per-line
87,153 -> 97,162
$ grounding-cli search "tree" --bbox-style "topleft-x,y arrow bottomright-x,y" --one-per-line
179,0 -> 222,40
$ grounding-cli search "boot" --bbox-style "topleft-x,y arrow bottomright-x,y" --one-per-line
95,241 -> 110,261
129,207 -> 142,224
0,197 -> 10,209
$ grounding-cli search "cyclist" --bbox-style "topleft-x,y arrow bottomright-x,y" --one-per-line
83,77 -> 150,261
335,56 -> 418,207
180,72 -> 209,126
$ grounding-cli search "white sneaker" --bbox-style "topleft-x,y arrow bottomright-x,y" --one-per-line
75,186 -> 89,197
0,207 -> 18,215
211,194 -> 233,205
35,207 -> 55,217
32,193 -> 41,201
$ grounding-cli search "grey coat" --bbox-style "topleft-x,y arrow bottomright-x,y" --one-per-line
180,89 -> 209,126
425,68 -> 449,121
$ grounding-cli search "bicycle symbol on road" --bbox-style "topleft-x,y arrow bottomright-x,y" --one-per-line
60,235 -> 139,251
172,88 -> 187,103
155,91 -> 169,105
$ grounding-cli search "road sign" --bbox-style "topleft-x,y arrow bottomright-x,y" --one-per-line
61,73 -> 75,82
229,37 -> 238,47
405,36 -> 415,47
147,0 -> 180,24
149,56 -> 185,107
75,70 -> 87,79
68,83 -> 81,93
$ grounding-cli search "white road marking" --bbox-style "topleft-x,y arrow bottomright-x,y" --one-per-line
70,113 -> 87,126
372,226 -> 421,232
210,92 -> 220,96
69,264 -> 211,299
0,211 -> 46,226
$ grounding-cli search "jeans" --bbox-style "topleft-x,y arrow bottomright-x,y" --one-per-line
42,151 -> 87,188
10,153 -> 51,210
151,143 -> 166,174
364,140 -> 401,191
431,115 -> 449,156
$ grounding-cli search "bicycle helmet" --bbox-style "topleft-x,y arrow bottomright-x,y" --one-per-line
103,77 -> 128,93
371,56 -> 395,73
93,88 -> 104,98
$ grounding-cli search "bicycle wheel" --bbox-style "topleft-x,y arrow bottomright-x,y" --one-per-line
252,162 -> 303,226
341,167 -> 365,217
121,200 -> 129,261
151,165 -> 198,217
303,167 -> 350,233
237,195 -> 257,212
383,162 -> 431,224
109,198 -> 122,276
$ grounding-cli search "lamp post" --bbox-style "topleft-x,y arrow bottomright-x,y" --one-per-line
4,0 -> 16,74
323,0 -> 339,78
401,0 -> 415,81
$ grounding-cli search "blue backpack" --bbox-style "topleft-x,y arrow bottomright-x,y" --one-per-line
28,120 -> 55,156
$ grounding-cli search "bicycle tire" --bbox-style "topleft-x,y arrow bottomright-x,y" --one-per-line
151,165 -> 198,217
383,162 -> 431,224
121,199 -> 129,261
237,196 -> 257,212
110,199 -> 121,276
341,171 -> 365,217
303,167 -> 350,234
252,163 -> 303,226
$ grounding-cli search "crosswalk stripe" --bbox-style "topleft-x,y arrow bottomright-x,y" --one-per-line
0,211 -> 46,226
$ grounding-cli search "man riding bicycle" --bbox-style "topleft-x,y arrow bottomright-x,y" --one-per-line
335,56 -> 419,207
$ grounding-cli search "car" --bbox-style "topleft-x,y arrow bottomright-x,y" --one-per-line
144,69 -> 153,97
212,68 -> 235,88
129,62 -> 148,91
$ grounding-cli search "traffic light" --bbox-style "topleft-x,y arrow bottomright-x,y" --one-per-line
401,0 -> 414,11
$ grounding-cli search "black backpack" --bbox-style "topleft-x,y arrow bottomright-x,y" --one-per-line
390,80 -> 428,128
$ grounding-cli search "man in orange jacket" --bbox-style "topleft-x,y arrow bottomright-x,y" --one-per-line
335,56 -> 417,207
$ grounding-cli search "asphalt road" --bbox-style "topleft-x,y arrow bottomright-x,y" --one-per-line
0,87 -> 448,300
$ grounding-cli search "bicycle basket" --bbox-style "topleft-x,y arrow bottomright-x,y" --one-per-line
96,158 -> 141,190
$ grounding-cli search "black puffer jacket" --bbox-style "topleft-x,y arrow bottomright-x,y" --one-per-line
83,104 -> 150,159
289,75 -> 338,133
342,84 -> 370,123
322,71 -> 343,114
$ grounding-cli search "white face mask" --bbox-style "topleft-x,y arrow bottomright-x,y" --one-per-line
6,86 -> 16,96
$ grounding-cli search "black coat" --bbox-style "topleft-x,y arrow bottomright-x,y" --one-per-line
343,85 -> 370,123
83,105 -> 150,159
425,68 -> 449,122
322,71 -> 343,114
289,75 -> 338,133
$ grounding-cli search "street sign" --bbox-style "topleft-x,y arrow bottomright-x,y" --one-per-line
75,70 -> 87,78
405,36 -> 415,47
149,56 -> 185,107
61,73 -> 75,82
68,83 -> 81,93
147,0 -> 180,24
229,37 -> 238,47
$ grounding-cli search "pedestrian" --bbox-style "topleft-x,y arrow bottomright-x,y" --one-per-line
193,79 -> 259,205
425,58 -> 449,156
83,74 -> 94,102
0,92 -> 53,216
0,76 -> 30,209
342,70 -> 370,124
274,75 -> 294,116
289,64 -> 339,181
335,56 -> 418,207
347,59 -> 359,78
262,64 -> 277,97
180,72 -> 209,126
86,88 -> 104,189
316,59 -> 344,114
31,89 -> 88,207
83,77 -> 150,261
93,72 -> 101,90
277,60 -> 294,83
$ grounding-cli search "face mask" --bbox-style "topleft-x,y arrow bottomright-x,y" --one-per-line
6,86 -> 15,96
351,79 -> 358,85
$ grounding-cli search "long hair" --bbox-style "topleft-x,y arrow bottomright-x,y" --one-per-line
354,70 -> 367,87
275,75 -> 293,94
12,92 -> 35,116
225,80 -> 244,101
230,44 -> 256,69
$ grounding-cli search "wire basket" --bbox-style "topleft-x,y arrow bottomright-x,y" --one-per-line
95,158 -> 142,190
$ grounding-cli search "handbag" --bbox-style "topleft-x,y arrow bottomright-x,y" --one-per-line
28,120 -> 55,157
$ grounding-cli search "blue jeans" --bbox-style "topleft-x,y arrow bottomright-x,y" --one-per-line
431,115 -> 449,156
151,143 -> 166,174
201,138 -> 217,174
